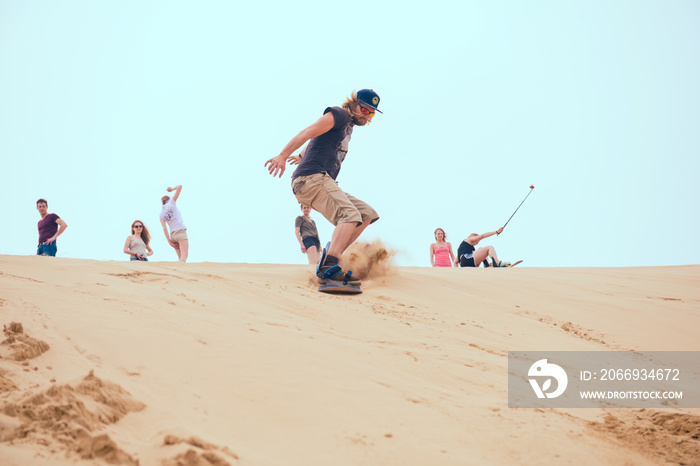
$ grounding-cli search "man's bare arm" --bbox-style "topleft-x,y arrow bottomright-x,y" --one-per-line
167,185 -> 183,202
265,112 -> 335,178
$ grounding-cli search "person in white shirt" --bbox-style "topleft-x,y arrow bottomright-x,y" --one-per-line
159,185 -> 189,262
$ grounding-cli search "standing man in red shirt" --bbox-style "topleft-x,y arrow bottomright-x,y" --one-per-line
36,199 -> 68,256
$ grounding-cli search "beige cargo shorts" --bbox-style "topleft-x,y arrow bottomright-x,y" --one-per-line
291,173 -> 379,226
170,229 -> 188,244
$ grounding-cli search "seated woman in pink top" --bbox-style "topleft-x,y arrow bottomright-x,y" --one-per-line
430,228 -> 456,267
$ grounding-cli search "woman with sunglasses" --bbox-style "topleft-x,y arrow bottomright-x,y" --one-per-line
124,220 -> 153,261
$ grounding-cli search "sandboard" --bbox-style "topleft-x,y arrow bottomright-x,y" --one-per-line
316,242 -> 362,294
318,281 -> 363,294
508,260 -> 523,268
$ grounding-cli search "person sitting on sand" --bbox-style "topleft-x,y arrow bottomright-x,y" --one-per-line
456,227 -> 510,267
430,228 -> 455,267
124,220 -> 153,261
295,204 -> 321,265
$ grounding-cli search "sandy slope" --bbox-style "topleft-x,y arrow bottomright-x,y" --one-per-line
0,252 -> 698,465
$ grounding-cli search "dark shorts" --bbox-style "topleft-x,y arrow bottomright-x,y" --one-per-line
130,256 -> 148,261
460,256 -> 476,267
37,243 -> 57,257
303,236 -> 320,250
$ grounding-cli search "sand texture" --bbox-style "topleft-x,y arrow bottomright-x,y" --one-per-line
0,248 -> 699,465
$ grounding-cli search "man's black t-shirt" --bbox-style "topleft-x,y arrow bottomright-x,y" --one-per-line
291,106 -> 354,181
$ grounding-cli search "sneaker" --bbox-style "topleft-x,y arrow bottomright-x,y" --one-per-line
317,265 -> 361,286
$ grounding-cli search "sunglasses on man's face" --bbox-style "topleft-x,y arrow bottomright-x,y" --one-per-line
359,105 -> 375,117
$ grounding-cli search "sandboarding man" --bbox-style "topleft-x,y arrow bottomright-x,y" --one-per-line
265,89 -> 382,287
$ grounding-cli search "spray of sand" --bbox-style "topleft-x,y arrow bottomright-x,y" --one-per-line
339,240 -> 396,280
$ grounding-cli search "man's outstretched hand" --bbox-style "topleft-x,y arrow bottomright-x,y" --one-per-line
265,155 -> 288,178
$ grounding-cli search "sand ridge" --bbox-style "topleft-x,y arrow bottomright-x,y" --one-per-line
0,252 -> 699,465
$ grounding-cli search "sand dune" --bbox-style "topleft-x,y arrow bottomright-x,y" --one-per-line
0,250 -> 698,465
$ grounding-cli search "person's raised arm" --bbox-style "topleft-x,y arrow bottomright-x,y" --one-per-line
265,112 -> 335,178
475,227 -> 504,242
167,185 -> 182,202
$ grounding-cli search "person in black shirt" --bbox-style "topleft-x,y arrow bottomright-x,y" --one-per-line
456,227 -> 508,267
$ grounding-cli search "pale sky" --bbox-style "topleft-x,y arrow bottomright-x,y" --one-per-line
2,1 -> 698,267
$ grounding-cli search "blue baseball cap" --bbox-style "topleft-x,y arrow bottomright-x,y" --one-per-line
357,89 -> 383,113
